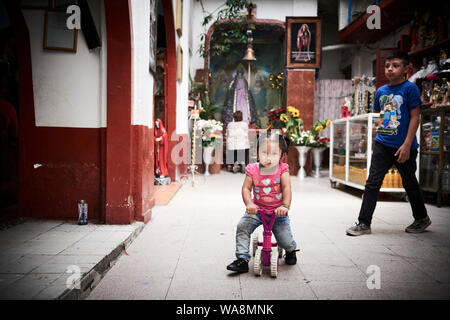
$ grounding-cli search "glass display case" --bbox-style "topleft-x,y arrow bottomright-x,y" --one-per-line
330,113 -> 412,193
420,106 -> 450,207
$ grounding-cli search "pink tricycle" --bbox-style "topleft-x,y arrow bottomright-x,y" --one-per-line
251,208 -> 285,277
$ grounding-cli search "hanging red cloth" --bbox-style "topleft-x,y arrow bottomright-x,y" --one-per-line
154,118 -> 169,177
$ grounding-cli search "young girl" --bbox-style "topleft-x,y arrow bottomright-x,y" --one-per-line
226,110 -> 249,173
227,132 -> 299,273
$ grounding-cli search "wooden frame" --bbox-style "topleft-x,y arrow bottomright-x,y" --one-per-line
286,17 -> 322,69
177,44 -> 183,82
149,0 -> 158,75
176,0 -> 183,37
43,9 -> 78,52
20,0 -> 50,9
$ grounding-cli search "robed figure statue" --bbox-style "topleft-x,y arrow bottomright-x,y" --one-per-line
154,118 -> 169,177
222,68 -> 257,129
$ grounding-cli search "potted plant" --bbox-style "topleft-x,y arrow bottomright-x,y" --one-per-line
310,119 -> 331,178
196,119 -> 224,175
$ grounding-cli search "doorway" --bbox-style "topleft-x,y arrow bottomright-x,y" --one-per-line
154,0 -> 167,128
0,1 -> 19,220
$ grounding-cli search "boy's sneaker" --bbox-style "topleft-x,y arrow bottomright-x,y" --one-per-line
284,249 -> 300,265
226,258 -> 249,273
346,222 -> 371,236
405,216 -> 431,233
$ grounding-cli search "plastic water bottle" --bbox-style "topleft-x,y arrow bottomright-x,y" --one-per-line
78,200 -> 88,225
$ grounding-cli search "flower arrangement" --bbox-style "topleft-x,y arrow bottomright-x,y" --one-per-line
311,136 -> 330,148
289,129 -> 316,146
196,119 -> 223,147
310,119 -> 331,148
282,106 -> 304,137
267,106 -> 331,148
267,107 -> 287,129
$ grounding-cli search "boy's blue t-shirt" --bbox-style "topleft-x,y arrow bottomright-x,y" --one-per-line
373,80 -> 421,149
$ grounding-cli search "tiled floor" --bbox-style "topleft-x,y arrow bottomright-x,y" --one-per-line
0,219 -> 143,300
88,171 -> 450,300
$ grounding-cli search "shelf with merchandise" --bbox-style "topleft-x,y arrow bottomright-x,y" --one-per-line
330,113 -> 409,193
419,106 -> 450,206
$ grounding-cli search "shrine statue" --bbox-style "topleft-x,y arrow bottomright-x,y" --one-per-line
222,68 -> 257,129
154,118 -> 169,177
296,24 -> 311,62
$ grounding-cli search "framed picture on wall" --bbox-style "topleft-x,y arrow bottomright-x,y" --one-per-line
149,0 -> 158,75
21,0 -> 51,9
43,9 -> 78,52
177,44 -> 183,82
176,0 -> 183,37
286,17 -> 322,69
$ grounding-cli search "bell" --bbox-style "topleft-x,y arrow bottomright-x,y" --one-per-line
242,44 -> 256,61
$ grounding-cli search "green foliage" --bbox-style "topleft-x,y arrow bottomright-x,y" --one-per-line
200,104 -> 218,120
197,0 -> 255,58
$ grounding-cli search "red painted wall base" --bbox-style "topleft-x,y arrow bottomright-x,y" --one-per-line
20,127 -> 103,221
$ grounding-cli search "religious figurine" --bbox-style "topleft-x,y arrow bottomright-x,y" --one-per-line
358,137 -> 367,154
341,97 -> 352,118
222,68 -> 257,129
439,78 -> 449,106
425,23 -> 438,47
296,24 -> 311,62
409,20 -> 418,53
417,20 -> 427,50
154,118 -> 169,177
431,83 -> 441,108
421,80 -> 432,104
439,50 -> 448,69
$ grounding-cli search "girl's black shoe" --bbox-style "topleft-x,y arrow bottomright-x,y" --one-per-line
226,258 -> 249,272
284,249 -> 300,265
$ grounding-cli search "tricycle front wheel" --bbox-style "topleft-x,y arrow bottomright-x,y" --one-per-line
270,251 -> 278,278
251,234 -> 259,257
254,248 -> 262,276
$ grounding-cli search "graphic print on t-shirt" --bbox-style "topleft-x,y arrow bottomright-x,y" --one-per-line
376,94 -> 403,135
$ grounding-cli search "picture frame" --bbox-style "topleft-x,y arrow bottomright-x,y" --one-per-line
286,17 -> 322,69
52,0 -> 78,9
176,0 -> 183,37
43,9 -> 78,52
149,0 -> 158,75
20,0 -> 50,9
177,44 -> 183,82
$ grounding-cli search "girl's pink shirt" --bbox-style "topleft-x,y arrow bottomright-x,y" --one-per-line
245,162 -> 289,211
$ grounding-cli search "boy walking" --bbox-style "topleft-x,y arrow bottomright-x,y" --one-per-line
346,51 -> 431,236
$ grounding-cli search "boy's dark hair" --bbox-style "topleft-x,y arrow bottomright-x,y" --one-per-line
257,131 -> 288,159
233,110 -> 243,122
385,51 -> 410,66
